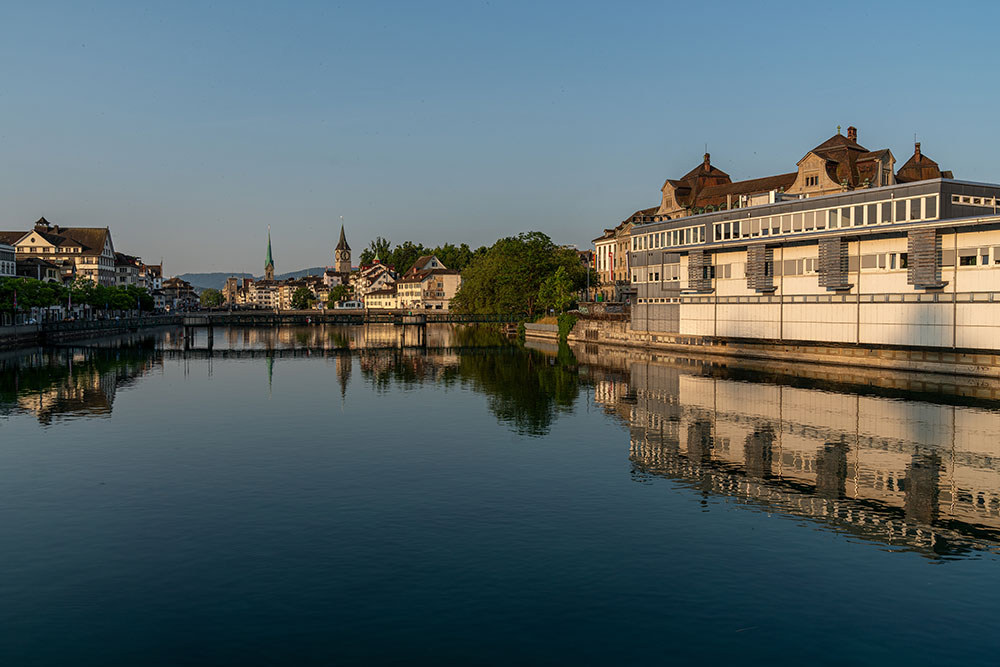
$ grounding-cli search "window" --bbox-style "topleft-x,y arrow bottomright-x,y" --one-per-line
881,201 -> 893,224
910,198 -> 921,220
896,199 -> 907,222
925,196 -> 938,218
959,255 -> 977,266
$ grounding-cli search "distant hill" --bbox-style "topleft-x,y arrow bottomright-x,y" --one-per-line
177,268 -> 327,291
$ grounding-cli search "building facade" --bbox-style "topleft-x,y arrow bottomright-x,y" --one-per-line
114,252 -> 141,286
0,243 -> 14,278
0,218 -> 117,285
16,258 -> 60,282
627,174 -> 1000,350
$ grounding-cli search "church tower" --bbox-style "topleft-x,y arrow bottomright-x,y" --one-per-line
264,226 -> 275,281
335,223 -> 351,273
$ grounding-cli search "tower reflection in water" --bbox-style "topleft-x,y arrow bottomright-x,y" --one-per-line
581,345 -> 1000,558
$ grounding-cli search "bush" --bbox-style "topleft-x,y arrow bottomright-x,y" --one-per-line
556,313 -> 577,343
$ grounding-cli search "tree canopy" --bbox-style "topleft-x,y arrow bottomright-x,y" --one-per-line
452,232 -> 592,315
200,288 -> 224,308
326,284 -> 350,307
0,277 -> 154,314
291,286 -> 316,310
358,238 -> 486,275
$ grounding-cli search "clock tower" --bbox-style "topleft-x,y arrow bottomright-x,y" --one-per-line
335,223 -> 351,274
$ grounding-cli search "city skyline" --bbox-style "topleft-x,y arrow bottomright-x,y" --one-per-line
3,1 -> 998,274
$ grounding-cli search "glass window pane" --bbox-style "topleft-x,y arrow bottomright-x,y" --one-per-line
925,196 -> 937,218
854,206 -> 865,226
867,204 -> 877,224
781,215 -> 792,232
896,199 -> 907,222
840,208 -> 851,227
815,210 -> 826,229
911,198 -> 921,220
792,213 -> 803,231
828,209 -> 839,229
881,201 -> 893,223
803,211 -> 814,230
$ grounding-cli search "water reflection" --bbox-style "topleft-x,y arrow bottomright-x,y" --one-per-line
0,339 -> 161,424
7,326 -> 1000,559
577,343 -> 1000,558
164,322 -> 509,352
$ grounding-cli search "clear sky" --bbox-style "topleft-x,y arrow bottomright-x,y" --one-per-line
2,0 -> 998,275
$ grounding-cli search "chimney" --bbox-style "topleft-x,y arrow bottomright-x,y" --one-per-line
914,142 -> 922,162
703,152 -> 711,171
847,126 -> 857,142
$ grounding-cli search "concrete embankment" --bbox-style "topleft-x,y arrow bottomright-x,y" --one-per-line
0,317 -> 179,350
526,317 -> 1000,379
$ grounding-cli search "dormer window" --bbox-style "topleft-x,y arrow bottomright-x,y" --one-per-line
805,175 -> 819,187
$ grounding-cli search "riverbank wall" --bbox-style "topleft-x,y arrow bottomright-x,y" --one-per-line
0,317 -> 180,350
527,317 -> 1000,379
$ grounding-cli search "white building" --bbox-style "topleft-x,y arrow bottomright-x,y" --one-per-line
0,218 -> 117,286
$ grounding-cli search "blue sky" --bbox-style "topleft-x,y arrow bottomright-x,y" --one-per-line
2,0 -> 998,274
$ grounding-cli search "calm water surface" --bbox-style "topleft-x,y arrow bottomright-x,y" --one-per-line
2,325 -> 999,665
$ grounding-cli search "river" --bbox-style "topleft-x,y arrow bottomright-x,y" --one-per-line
1,325 -> 999,664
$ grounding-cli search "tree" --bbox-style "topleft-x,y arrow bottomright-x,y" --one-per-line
359,236 -> 393,266
200,288 -> 224,309
291,286 -> 316,310
389,241 -> 430,276
326,284 -> 350,307
452,232 -> 589,316
538,265 -> 573,313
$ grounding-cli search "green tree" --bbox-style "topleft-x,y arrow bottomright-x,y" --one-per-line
291,286 -> 316,310
326,284 -> 350,307
359,236 -> 393,266
389,241 -> 430,276
538,265 -> 573,313
200,288 -> 225,308
452,232 -> 588,316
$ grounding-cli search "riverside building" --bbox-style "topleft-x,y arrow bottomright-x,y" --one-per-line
625,128 -> 1000,353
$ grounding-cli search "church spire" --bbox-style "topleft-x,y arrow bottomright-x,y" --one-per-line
336,223 -> 350,252
265,226 -> 275,280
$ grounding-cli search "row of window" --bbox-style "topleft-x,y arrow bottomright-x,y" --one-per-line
629,195 -> 941,252
952,194 -> 1000,208
631,224 -> 706,251
631,246 -> 1000,286
0,260 -> 15,276
714,195 -> 939,241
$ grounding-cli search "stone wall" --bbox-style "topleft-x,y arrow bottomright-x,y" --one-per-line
533,316 -> 1000,379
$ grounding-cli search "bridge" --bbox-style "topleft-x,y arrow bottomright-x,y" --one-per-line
178,311 -> 521,327
0,311 -> 521,351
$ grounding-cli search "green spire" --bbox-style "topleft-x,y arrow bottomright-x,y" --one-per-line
265,226 -> 274,268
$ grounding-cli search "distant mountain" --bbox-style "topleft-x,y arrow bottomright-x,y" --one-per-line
177,267 -> 327,291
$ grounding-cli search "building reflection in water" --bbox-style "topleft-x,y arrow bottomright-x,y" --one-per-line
579,344 -> 1000,558
0,339 -> 162,425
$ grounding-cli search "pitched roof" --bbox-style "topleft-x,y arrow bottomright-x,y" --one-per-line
896,143 -> 953,183
336,224 -> 350,252
681,154 -> 731,182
